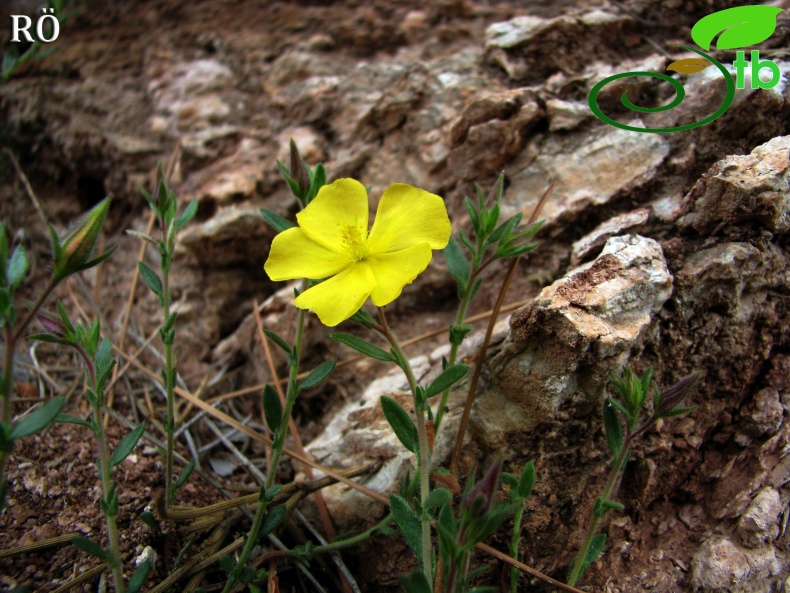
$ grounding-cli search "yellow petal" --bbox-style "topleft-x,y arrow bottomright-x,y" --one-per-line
367,184 -> 451,254
294,263 -> 376,327
264,227 -> 352,281
368,243 -> 432,306
296,178 -> 369,253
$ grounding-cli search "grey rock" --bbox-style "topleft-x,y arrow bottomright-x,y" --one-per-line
691,536 -> 780,591
737,487 -> 783,547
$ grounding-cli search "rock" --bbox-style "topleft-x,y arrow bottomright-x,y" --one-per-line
677,136 -> 790,236
738,388 -> 784,440
477,235 -> 672,445
691,536 -> 780,591
485,11 -> 632,83
508,124 -> 669,225
737,487 -> 783,547
546,98 -> 591,132
570,208 -> 650,265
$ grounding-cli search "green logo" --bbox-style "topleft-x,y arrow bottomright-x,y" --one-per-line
589,6 -> 784,133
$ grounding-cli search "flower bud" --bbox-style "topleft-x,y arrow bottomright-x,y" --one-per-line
462,457 -> 503,519
289,139 -> 311,199
656,371 -> 701,415
53,197 -> 112,282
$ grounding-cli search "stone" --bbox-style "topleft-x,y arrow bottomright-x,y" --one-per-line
691,536 -> 780,591
477,235 -> 672,444
570,208 -> 650,265
546,98 -> 591,132
737,487 -> 783,547
677,136 -> 790,236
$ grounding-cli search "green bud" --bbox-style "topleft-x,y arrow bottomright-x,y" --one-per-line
53,197 -> 113,282
289,139 -> 311,200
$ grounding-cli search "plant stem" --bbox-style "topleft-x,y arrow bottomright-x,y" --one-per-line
222,306 -> 306,593
160,240 -> 176,506
434,268 -> 476,431
87,362 -> 125,593
377,307 -> 432,580
309,513 -> 393,555
509,500 -> 525,593
12,276 -> 58,343
567,434 -> 632,587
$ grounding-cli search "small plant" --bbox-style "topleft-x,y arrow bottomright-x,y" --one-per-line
567,367 -> 701,586
0,197 -> 112,512
134,167 -> 197,507
31,310 -> 149,593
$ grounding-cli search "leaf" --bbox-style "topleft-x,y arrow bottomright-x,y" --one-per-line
263,329 -> 291,356
444,236 -> 470,293
55,413 -> 92,430
425,364 -> 468,398
174,199 -> 198,231
400,570 -> 432,593
330,333 -> 393,362
10,397 -> 65,440
465,196 -> 481,235
262,385 -> 283,434
517,461 -> 536,499
579,533 -> 607,577
71,536 -> 109,561
261,504 -> 287,537
127,559 -> 151,593
137,261 -> 163,301
381,396 -> 418,454
390,494 -> 423,568
7,244 -> 28,291
666,58 -> 711,74
175,460 -> 195,489
424,487 -> 453,510
437,502 -> 459,563
602,399 -> 624,460
111,422 -> 146,467
691,6 -> 783,51
260,208 -> 294,233
299,361 -> 335,391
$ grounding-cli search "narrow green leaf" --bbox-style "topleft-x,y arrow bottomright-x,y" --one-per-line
517,461 -> 536,499
261,504 -> 287,538
262,385 -> 283,434
276,160 -> 301,198
55,413 -> 92,430
260,208 -> 294,233
579,533 -> 607,577
137,261 -> 163,300
111,422 -> 146,467
381,396 -> 418,454
400,570 -> 432,593
263,329 -> 291,356
299,361 -> 335,391
306,163 -> 326,204
219,553 -> 235,577
71,536 -> 109,561
424,487 -> 452,510
330,333 -> 393,362
444,236 -> 470,294
139,510 -> 161,533
437,502 -> 459,560
127,559 -> 151,593
425,364 -> 468,399
349,309 -> 377,329
390,494 -> 423,568
10,397 -> 65,440
175,460 -> 195,489
602,399 -> 624,460
465,196 -> 481,235
7,244 -> 28,291
174,199 -> 198,231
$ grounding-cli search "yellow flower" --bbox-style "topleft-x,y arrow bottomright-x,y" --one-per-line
264,178 -> 451,327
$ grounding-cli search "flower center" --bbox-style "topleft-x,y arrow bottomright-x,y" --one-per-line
339,222 -> 369,261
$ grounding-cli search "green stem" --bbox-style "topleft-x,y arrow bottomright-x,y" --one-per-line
2,325 -> 14,429
377,307 -> 432,580
160,230 -> 176,506
222,305 -> 306,593
12,275 -> 58,344
309,513 -> 393,555
88,363 -> 126,593
509,500 -> 525,593
434,267 -> 477,431
567,435 -> 632,587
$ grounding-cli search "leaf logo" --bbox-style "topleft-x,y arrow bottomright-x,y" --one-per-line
691,5 -> 783,51
666,58 -> 711,74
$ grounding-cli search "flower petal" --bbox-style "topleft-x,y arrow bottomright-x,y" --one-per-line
367,184 -> 451,254
368,243 -> 432,306
294,263 -> 376,327
296,178 -> 369,252
264,228 -> 352,281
